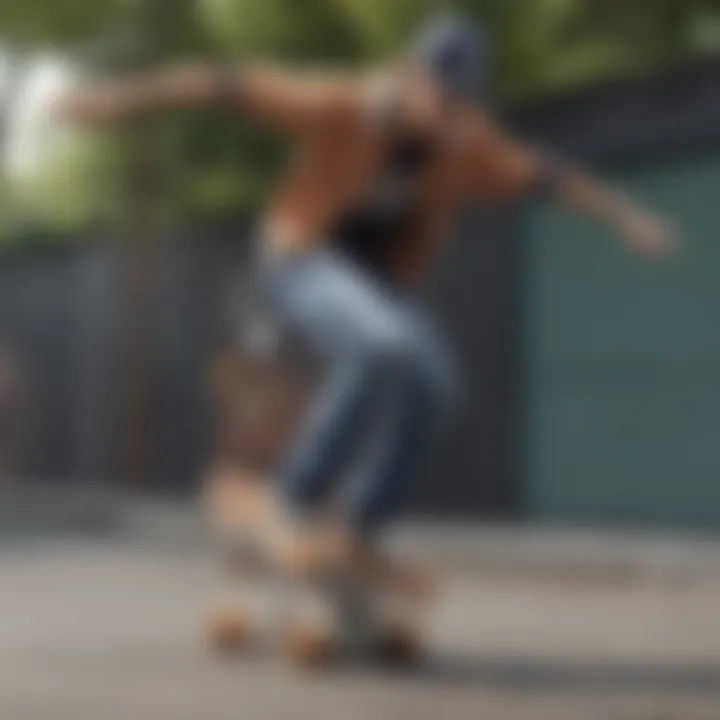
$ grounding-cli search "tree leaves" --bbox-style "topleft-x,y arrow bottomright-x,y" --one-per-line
2,0 -> 720,240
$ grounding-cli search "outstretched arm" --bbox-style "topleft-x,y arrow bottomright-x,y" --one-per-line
544,163 -> 676,257
54,63 -> 361,136
465,113 -> 676,257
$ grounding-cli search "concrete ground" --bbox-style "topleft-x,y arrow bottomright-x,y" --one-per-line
3,500 -> 720,720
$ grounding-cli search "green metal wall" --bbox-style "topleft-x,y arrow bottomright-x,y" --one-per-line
524,151 -> 720,527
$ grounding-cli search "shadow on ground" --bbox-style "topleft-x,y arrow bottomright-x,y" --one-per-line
371,656 -> 720,695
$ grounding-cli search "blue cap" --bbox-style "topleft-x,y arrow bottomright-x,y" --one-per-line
410,14 -> 492,101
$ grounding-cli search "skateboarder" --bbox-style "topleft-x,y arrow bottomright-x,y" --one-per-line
56,14 -> 675,578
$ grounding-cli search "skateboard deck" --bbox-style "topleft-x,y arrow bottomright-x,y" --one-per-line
203,468 -> 435,667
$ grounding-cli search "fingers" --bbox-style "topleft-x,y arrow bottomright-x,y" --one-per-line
624,213 -> 679,260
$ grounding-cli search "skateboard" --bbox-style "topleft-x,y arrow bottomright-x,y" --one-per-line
202,467 -> 436,668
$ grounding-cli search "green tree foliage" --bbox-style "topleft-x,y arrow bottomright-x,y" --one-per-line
2,0 -> 720,238
0,0 -> 216,236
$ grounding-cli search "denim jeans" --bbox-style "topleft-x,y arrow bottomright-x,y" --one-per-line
262,249 -> 459,536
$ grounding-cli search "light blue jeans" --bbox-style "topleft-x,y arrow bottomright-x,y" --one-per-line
263,249 -> 459,536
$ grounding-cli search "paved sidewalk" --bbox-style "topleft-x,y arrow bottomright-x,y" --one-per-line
3,490 -> 720,719
2,533 -> 720,720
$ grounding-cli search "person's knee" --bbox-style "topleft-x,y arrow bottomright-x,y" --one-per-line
359,327 -> 460,418
353,323 -> 418,379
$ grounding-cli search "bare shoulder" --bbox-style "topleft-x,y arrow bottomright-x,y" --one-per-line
449,105 -> 504,153
437,104 -> 540,200
430,106 -> 487,179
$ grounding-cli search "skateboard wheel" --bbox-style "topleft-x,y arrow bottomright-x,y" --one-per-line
283,623 -> 335,668
374,623 -> 423,667
206,607 -> 252,654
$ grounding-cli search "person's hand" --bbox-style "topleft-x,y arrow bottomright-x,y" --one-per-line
620,211 -> 678,259
53,85 -> 130,125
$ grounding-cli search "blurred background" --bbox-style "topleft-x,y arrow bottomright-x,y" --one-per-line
2,2 -> 720,719
1,0 -> 720,526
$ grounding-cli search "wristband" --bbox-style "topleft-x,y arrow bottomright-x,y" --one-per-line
531,153 -> 568,199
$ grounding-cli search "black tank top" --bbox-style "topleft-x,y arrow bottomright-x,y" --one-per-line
332,129 -> 436,278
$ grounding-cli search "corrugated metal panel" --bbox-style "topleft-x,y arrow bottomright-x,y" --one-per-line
524,153 -> 720,527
